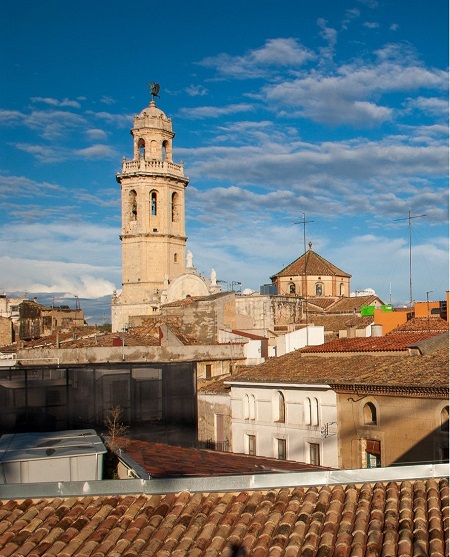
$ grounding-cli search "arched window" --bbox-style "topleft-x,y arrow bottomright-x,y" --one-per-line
250,395 -> 256,420
174,253 -> 178,263
363,402 -> 377,425
304,397 -> 311,425
312,397 -> 319,426
138,138 -> 145,159
162,140 -> 168,160
315,283 -> 323,296
150,191 -> 157,216
340,282 -> 345,296
304,397 -> 319,426
289,283 -> 296,294
243,395 -> 250,420
274,391 -> 285,423
129,190 -> 137,221
171,192 -> 179,222
441,406 -> 449,432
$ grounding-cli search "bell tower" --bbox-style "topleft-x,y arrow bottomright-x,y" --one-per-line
112,86 -> 189,331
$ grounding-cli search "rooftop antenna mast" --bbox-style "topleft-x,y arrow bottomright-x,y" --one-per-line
295,213 -> 315,325
394,210 -> 426,306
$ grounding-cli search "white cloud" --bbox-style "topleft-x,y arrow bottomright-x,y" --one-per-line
0,175 -> 63,199
179,103 -> 255,120
198,38 -> 316,79
0,256 -> 117,298
31,97 -> 82,109
85,128 -> 108,140
86,110 -> 133,127
185,84 -> 208,96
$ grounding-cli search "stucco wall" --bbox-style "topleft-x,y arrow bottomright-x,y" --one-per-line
197,392 -> 231,449
230,384 -> 338,467
16,344 -> 247,366
337,393 -> 449,468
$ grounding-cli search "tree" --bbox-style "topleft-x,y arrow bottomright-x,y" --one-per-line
104,405 -> 129,452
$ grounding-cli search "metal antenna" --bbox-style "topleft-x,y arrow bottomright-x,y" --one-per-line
294,213 -> 315,326
394,211 -> 426,306
295,213 -> 315,256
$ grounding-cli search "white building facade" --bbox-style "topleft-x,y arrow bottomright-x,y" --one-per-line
229,381 -> 338,468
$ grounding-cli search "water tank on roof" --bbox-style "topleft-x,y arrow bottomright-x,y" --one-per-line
260,284 -> 277,295
0,429 -> 106,484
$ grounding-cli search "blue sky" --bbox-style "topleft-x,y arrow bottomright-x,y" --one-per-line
1,0 -> 448,323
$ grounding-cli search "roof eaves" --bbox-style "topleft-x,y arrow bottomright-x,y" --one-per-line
1,463 -> 447,499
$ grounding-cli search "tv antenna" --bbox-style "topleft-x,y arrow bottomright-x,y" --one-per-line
294,213 -> 315,325
394,211 -> 426,306
295,212 -> 315,255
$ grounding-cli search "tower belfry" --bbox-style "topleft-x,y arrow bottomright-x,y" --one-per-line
112,86 -> 189,330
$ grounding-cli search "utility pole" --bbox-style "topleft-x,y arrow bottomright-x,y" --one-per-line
426,290 -> 433,332
394,211 -> 426,306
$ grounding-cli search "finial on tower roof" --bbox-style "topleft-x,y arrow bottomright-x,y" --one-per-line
147,81 -> 160,102
308,241 -> 313,250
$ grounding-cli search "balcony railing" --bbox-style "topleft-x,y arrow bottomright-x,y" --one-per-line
120,158 -> 184,177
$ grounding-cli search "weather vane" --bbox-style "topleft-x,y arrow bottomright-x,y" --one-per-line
147,81 -> 160,101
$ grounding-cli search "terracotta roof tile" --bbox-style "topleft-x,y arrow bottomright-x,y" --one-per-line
300,331 -> 444,353
271,250 -> 351,279
232,334 -> 448,391
307,314 -> 374,333
118,439 -> 329,478
390,316 -> 449,333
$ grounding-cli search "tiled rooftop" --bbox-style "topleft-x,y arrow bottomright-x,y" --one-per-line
232,335 -> 448,391
1,326 -> 161,351
306,314 -> 374,333
119,439 -> 329,479
0,476 -> 447,556
322,295 -> 381,313
390,316 -> 449,333
272,249 -> 351,279
299,331 -> 445,353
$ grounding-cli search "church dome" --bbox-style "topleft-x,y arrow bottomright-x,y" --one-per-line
138,100 -> 167,119
134,100 -> 173,133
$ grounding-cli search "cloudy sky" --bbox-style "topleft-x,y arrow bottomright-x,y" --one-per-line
1,0 -> 448,323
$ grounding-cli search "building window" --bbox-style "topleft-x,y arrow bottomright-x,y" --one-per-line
247,434 -> 256,456
365,439 -> 381,468
277,438 -> 287,460
309,443 -> 320,466
174,253 -> 178,263
162,140 -> 168,160
249,395 -> 256,421
243,394 -> 250,420
363,402 -> 378,425
138,138 -> 145,159
150,191 -> 157,216
441,406 -> 449,432
274,391 -> 286,423
129,190 -> 137,221
304,397 -> 319,426
315,283 -> 323,296
171,192 -> 179,222
289,283 -> 296,294
205,364 -> 212,379
340,283 -> 345,296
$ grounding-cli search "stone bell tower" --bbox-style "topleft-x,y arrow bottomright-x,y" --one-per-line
112,86 -> 189,331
